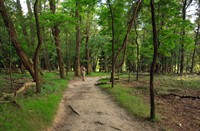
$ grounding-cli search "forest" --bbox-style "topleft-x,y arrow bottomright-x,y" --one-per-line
0,0 -> 200,130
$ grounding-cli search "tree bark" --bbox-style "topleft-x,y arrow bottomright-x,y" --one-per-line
42,31 -> 51,70
0,0 -> 35,79
190,24 -> 199,73
49,0 -> 65,78
150,0 -> 158,120
134,21 -> 139,81
107,0 -> 115,87
34,0 -> 43,93
85,13 -> 91,75
75,2 -> 81,77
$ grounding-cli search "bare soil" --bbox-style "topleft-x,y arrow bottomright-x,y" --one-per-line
47,77 -> 155,131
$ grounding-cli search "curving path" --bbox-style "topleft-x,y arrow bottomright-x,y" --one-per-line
47,77 -> 155,131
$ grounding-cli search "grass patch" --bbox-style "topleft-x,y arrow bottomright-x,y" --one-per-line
98,77 -> 110,83
87,72 -> 110,77
0,72 -> 73,131
154,74 -> 200,90
99,80 -> 150,119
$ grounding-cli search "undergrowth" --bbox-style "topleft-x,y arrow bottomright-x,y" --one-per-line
0,72 -> 73,131
99,79 -> 150,119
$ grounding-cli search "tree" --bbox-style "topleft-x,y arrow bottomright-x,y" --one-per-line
107,0 -> 143,87
190,0 -> 200,73
0,0 -> 35,79
150,0 -> 158,120
75,2 -> 81,77
34,0 -> 43,93
134,20 -> 139,81
49,0 -> 65,78
180,0 -> 193,75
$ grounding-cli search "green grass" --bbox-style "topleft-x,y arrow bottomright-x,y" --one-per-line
98,77 -> 110,83
0,72 -> 73,131
99,82 -> 150,119
87,72 -> 110,77
154,74 -> 200,90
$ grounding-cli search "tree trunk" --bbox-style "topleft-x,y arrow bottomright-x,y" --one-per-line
9,46 -> 13,89
134,21 -> 139,81
104,56 -> 108,72
180,0 -> 193,75
190,24 -> 199,73
65,30 -> 69,74
0,0 -> 35,79
43,43 -> 51,70
107,0 -> 115,87
75,2 -> 81,77
50,0 -> 65,78
34,0 -> 43,93
85,13 -> 91,75
150,0 -> 158,120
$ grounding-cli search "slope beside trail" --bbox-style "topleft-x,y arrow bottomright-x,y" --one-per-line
47,77 -> 155,131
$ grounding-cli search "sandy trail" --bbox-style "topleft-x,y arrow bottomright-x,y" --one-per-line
48,77 -> 154,131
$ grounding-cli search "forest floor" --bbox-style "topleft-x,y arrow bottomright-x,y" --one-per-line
47,77 -> 155,131
1,73 -> 199,130
118,74 -> 200,131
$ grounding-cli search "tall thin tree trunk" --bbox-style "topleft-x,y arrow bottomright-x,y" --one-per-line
107,0 -> 115,87
65,30 -> 69,75
50,0 -> 65,78
34,0 -> 43,93
134,22 -> 139,81
43,38 -> 51,70
9,43 -> 13,89
180,0 -> 193,75
190,24 -> 199,73
75,2 -> 81,77
85,13 -> 91,75
150,0 -> 158,120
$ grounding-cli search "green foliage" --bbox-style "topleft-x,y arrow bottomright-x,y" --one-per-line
40,12 -> 75,27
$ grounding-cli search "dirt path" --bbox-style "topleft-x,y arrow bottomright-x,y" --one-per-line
48,77 -> 154,131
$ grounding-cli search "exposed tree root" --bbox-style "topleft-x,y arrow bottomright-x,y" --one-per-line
14,81 -> 36,96
0,82 -> 36,105
95,82 -> 110,85
110,125 -> 121,131
68,105 -> 80,116
162,93 -> 200,99
94,121 -> 104,125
